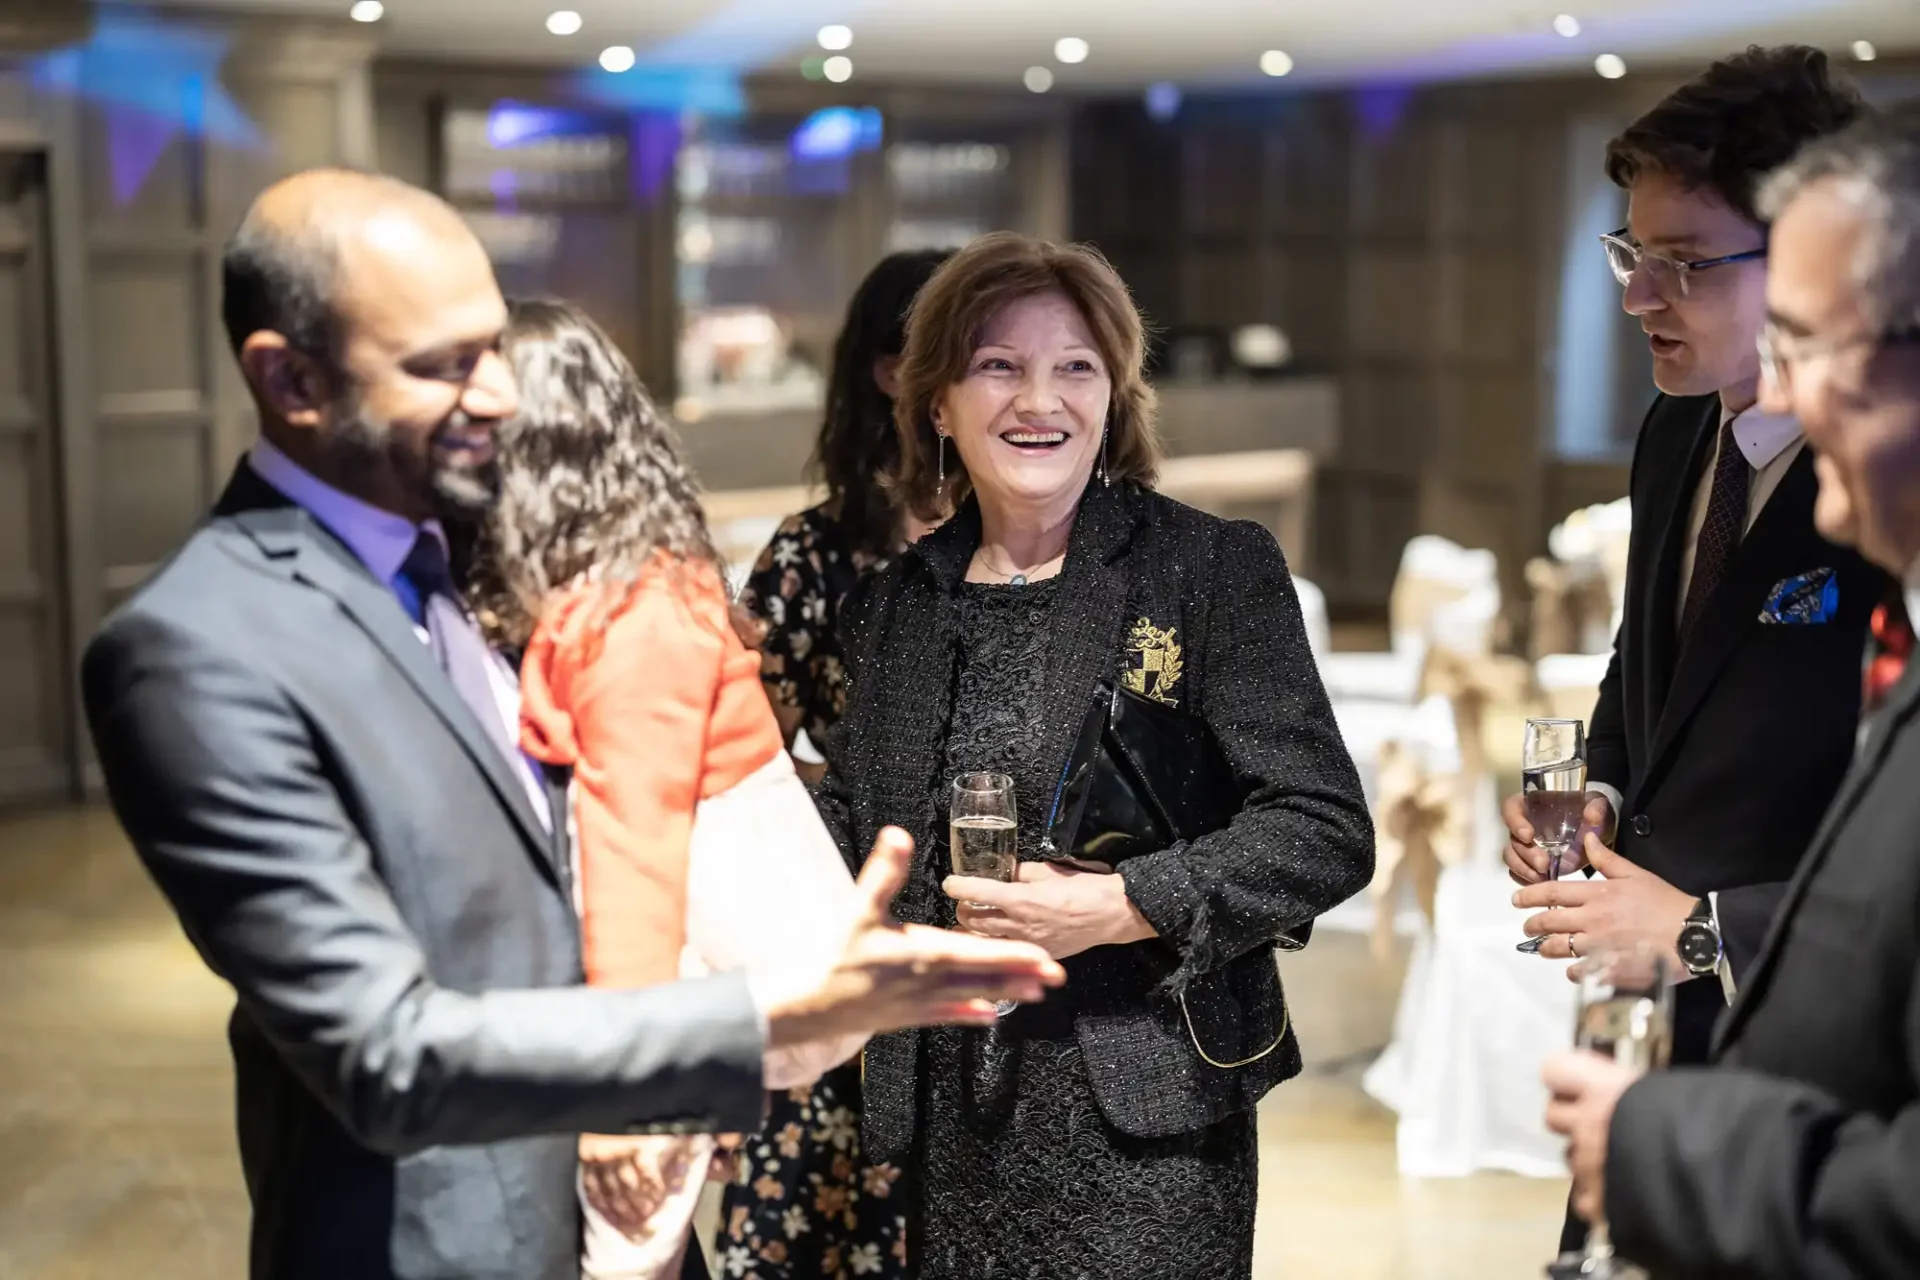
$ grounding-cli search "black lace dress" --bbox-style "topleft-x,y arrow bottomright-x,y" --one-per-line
911,578 -> 1258,1280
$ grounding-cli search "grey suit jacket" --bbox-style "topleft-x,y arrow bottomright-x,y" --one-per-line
81,464 -> 768,1280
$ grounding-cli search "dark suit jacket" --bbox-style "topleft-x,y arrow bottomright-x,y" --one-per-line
1588,392 -> 1884,1060
81,464 -> 768,1280
1604,650 -> 1920,1278
817,481 -> 1374,1162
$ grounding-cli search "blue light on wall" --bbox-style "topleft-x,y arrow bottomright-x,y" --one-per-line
570,66 -> 746,116
485,101 -> 616,149
1145,82 -> 1182,123
1351,84 -> 1415,141
790,106 -> 883,161
28,9 -> 263,207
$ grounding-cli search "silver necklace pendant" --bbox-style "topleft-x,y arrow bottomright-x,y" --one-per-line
1008,573 -> 1027,586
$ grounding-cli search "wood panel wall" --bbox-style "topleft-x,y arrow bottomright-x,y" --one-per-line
0,10 -> 376,802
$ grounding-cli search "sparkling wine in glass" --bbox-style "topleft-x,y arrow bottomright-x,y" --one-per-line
1547,942 -> 1673,1280
1517,717 -> 1588,955
950,772 -> 1020,1016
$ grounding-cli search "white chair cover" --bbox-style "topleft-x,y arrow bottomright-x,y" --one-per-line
1360,850 -> 1578,1178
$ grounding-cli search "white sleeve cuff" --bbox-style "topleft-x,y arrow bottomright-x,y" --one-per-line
1708,890 -> 1738,1004
743,972 -> 774,1057
1586,782 -> 1625,822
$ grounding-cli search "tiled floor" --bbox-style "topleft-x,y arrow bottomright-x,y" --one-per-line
0,804 -> 1568,1278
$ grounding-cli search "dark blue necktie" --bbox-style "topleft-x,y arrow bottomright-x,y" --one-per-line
397,532 -> 524,771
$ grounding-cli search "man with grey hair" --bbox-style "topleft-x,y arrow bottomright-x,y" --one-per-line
1542,103 -> 1920,1278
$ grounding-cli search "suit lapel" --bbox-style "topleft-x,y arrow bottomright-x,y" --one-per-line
541,763 -> 574,904
860,522 -> 965,923
1714,655 -> 1920,1054
1645,447 -> 1819,788
223,472 -> 558,881
1031,486 -> 1138,827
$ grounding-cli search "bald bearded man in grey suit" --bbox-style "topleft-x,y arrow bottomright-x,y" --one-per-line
82,169 -> 1062,1280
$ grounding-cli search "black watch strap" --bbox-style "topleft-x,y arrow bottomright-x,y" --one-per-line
1678,897 -> 1722,978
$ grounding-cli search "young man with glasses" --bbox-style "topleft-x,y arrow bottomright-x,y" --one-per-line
1506,45 -> 1884,1065
1544,101 -> 1920,1279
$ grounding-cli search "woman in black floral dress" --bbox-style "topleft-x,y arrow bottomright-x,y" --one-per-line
720,249 -> 950,1280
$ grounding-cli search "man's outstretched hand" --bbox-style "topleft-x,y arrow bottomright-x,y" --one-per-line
761,827 -> 1065,1049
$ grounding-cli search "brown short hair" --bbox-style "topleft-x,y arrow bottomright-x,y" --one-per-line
1605,44 -> 1866,224
892,232 -> 1160,518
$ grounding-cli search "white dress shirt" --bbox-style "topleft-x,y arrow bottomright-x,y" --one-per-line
1905,558 -> 1920,643
1673,404 -> 1807,629
247,439 -> 552,829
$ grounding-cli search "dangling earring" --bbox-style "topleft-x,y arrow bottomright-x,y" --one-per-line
937,432 -> 947,485
1100,429 -> 1111,488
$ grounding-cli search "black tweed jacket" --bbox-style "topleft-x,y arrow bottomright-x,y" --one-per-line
817,480 -> 1374,1161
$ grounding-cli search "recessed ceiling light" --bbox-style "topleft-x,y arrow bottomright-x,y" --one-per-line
1852,39 -> 1878,62
1259,49 -> 1294,78
818,24 -> 853,52
1024,65 -> 1054,93
545,10 -> 581,36
823,55 -> 853,83
1055,36 -> 1089,65
1553,14 -> 1581,38
349,0 -> 384,22
599,44 -> 635,73
1594,53 -> 1626,79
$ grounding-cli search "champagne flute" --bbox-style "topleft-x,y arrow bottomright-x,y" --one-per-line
1516,717 -> 1588,955
950,772 -> 1019,1016
1547,941 -> 1674,1280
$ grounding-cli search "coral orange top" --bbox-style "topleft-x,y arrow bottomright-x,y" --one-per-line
517,554 -> 865,1280
518,556 -> 781,992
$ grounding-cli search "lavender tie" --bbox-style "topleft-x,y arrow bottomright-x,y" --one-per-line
397,532 -> 523,771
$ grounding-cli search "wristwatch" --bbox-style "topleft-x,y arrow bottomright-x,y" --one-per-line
1676,897 -> 1722,978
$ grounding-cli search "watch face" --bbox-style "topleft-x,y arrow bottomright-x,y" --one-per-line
1677,925 -> 1720,972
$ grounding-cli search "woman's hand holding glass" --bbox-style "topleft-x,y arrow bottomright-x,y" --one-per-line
946,861 -> 1158,960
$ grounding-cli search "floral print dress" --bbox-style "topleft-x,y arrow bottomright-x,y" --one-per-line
720,504 -> 906,1280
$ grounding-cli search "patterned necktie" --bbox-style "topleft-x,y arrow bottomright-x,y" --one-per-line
1864,593 -> 1914,715
397,531 -> 524,771
1680,419 -> 1750,644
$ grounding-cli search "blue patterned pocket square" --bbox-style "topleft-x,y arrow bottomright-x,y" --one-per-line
1759,567 -> 1838,624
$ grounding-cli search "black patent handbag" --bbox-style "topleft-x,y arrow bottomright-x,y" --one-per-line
1039,680 -> 1307,1067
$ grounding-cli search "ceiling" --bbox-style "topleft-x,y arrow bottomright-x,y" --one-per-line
159,0 -> 1917,89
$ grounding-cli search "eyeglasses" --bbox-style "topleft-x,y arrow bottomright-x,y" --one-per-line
1600,229 -> 1767,298
1758,320 -> 1920,394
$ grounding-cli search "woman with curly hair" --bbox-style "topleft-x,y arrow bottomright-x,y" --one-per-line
466,297 -> 865,1280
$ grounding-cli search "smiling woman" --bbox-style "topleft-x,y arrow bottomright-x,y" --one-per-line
815,234 -> 1374,1278
891,232 -> 1160,583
